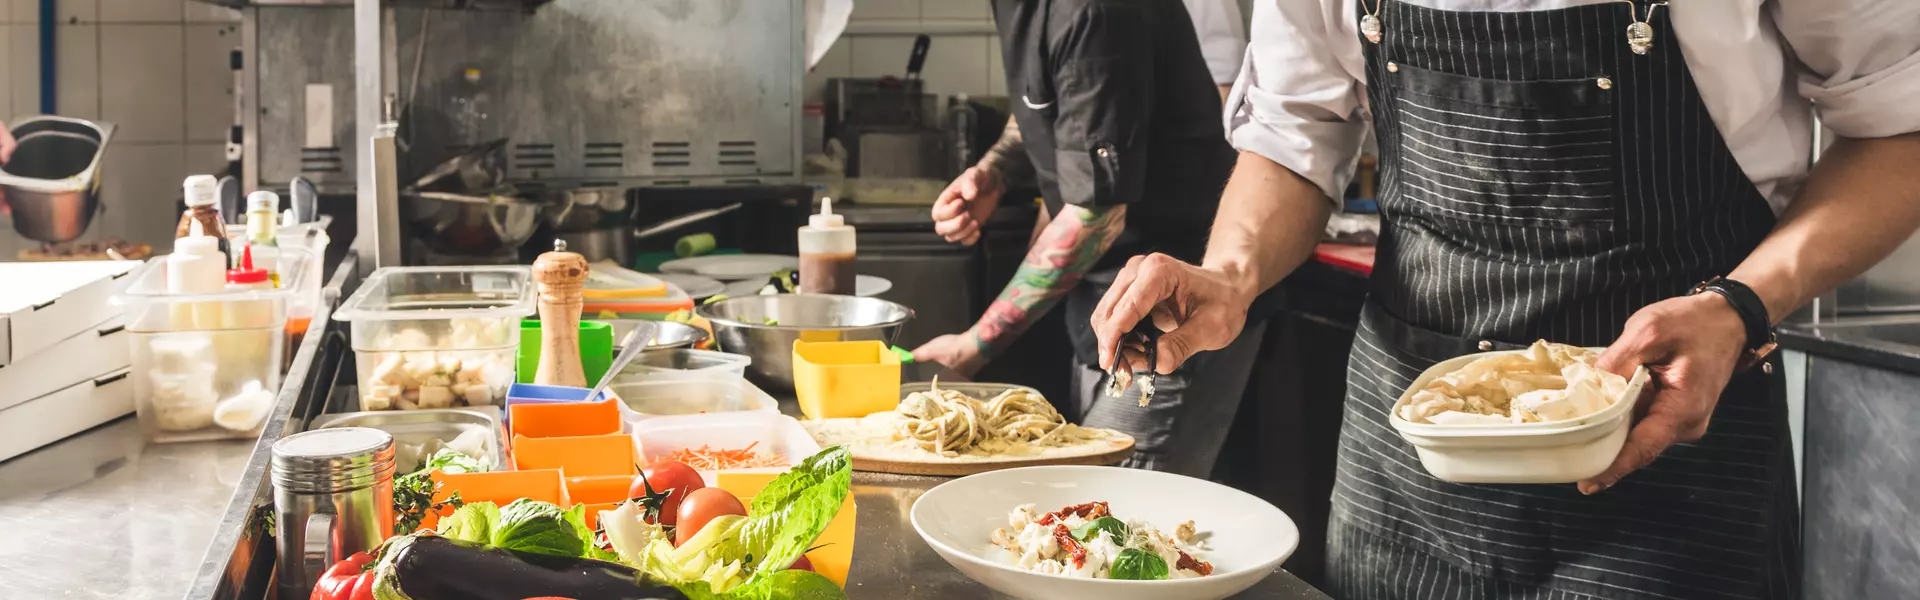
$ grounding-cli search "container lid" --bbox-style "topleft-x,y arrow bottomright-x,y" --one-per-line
227,245 -> 270,285
181,174 -> 217,207
271,427 -> 397,493
333,265 -> 537,322
247,190 -> 279,213
808,197 -> 847,229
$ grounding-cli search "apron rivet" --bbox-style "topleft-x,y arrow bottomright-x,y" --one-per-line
1762,362 -> 1775,375
1387,62 -> 1400,73
1477,340 -> 1494,351
1597,77 -> 1614,90
1097,147 -> 1111,158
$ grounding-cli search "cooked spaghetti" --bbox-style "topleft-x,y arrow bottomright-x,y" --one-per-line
896,378 -> 1071,456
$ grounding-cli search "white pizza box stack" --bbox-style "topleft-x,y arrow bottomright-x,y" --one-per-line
0,260 -> 145,461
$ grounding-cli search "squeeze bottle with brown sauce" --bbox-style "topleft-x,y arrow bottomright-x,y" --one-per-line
532,239 -> 589,388
176,175 -> 229,255
798,198 -> 857,295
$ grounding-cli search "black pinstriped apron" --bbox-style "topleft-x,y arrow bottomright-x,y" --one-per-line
1328,2 -> 1801,599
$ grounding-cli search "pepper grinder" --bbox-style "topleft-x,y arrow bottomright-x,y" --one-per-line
533,239 -> 589,387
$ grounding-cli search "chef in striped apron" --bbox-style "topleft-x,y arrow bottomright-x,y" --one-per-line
1090,1 -> 1920,598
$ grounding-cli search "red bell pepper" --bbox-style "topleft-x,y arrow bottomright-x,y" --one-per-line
310,551 -> 378,600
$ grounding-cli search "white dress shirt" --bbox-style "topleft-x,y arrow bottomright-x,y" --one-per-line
1225,0 -> 1920,214
1184,0 -> 1250,86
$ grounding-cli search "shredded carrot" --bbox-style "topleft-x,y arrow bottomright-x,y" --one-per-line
661,441 -> 789,470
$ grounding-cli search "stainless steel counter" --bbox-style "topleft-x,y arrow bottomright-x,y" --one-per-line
0,417 -> 254,598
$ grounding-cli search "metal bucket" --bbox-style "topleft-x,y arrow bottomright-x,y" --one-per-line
0,117 -> 115,243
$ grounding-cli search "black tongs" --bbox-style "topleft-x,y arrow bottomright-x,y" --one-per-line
1106,321 -> 1161,406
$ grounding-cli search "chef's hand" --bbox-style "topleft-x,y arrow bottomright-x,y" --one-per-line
1091,253 -> 1256,374
1580,293 -> 1748,495
931,166 -> 1005,246
912,332 -> 987,378
0,122 -> 15,163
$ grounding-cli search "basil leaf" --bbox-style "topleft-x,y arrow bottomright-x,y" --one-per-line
1072,516 -> 1128,543
1109,548 -> 1170,581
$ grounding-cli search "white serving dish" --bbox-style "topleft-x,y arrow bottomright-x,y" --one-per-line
1386,348 -> 1651,484
911,466 -> 1296,600
630,411 -> 821,485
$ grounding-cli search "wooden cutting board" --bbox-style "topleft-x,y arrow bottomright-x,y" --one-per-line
802,416 -> 1135,477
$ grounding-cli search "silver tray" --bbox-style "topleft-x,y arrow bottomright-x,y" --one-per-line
310,407 -> 508,473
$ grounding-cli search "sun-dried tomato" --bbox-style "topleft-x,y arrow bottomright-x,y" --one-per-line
1052,524 -> 1088,568
1036,501 -> 1112,526
1176,550 -> 1214,576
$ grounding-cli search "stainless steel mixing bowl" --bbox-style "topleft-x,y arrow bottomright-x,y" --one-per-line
696,294 -> 914,391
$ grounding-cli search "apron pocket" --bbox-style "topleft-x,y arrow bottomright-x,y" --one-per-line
1384,64 -> 1618,230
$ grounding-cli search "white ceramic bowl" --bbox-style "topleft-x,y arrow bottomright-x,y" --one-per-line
910,466 -> 1297,600
1387,348 -> 1651,484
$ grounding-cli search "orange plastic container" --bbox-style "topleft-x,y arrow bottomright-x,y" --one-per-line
513,433 -> 637,477
422,468 -> 569,530
578,502 -> 623,531
565,474 -> 634,505
508,397 -> 622,438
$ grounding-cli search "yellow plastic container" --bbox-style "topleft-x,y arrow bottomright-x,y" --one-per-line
791,340 -> 900,420
716,473 -> 858,587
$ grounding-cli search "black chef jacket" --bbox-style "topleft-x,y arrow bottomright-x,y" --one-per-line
992,0 -> 1234,272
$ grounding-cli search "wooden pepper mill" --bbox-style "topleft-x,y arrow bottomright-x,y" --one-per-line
533,239 -> 589,388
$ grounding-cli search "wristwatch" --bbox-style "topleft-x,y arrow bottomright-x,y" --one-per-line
1690,277 -> 1778,373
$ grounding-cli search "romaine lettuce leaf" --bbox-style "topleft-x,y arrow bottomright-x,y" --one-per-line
604,446 -> 853,599
491,499 -> 588,558
437,501 -> 499,545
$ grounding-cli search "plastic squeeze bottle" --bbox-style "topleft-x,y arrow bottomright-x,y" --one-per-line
244,190 -> 282,286
167,220 -> 229,330
798,197 -> 857,295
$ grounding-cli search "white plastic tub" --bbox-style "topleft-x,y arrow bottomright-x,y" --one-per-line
630,412 -> 820,484
1386,349 -> 1650,484
333,266 -> 535,411
614,348 -> 750,384
612,377 -> 779,425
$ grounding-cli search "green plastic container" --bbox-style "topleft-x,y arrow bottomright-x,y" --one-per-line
517,320 -> 614,385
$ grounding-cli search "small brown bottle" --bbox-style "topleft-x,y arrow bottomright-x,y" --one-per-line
176,175 -> 228,241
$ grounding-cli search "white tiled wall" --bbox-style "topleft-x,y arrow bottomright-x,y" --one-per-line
0,0 -> 238,258
807,0 -> 1003,108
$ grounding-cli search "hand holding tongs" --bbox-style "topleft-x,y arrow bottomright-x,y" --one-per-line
1106,321 -> 1161,407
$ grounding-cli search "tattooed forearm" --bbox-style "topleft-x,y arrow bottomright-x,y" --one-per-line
979,116 -> 1034,184
970,203 -> 1129,355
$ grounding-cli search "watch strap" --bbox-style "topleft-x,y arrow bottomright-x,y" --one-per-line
1692,277 -> 1772,353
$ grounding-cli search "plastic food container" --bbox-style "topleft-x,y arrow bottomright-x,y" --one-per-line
512,433 -> 637,477
118,247 -> 315,442
1387,349 -> 1651,484
424,469 -> 568,530
791,340 -> 900,420
631,412 -> 821,486
503,384 -> 620,435
612,378 -> 779,425
310,407 -> 508,473
614,348 -> 751,383
334,266 -> 535,412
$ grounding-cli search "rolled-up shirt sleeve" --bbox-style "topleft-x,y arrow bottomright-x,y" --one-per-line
1224,0 -> 1370,205
1777,0 -> 1920,138
1050,2 -> 1156,208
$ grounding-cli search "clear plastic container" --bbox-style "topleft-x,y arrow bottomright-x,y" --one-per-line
118,247 -> 315,442
613,377 -> 779,425
614,348 -> 751,383
334,266 -> 535,411
630,412 -> 821,485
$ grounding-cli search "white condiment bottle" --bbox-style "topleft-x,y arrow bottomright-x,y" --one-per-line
797,197 -> 857,295
167,220 -> 229,330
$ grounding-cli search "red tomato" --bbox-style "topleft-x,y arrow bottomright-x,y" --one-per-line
674,487 -> 748,546
788,555 -> 814,572
630,461 -> 704,526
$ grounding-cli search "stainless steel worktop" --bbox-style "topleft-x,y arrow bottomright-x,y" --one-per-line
0,417 -> 253,598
